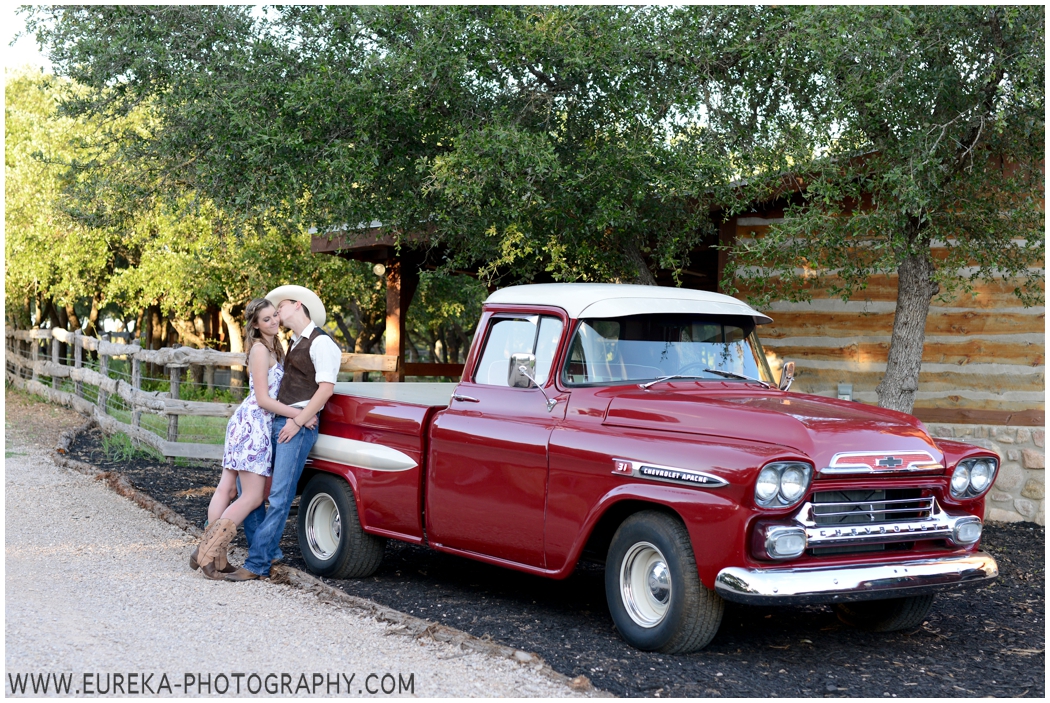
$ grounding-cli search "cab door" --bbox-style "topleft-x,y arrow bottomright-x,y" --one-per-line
426,312 -> 566,568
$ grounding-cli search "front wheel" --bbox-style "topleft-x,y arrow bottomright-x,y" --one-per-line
297,473 -> 385,579
605,511 -> 724,653
834,594 -> 935,632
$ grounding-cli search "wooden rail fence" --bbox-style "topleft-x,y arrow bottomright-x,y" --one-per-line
5,327 -> 398,460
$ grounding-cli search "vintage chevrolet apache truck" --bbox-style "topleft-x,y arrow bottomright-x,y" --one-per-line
297,283 -> 999,653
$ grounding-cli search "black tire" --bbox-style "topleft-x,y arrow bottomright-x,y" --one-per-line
297,473 -> 385,579
605,510 -> 724,653
834,594 -> 935,632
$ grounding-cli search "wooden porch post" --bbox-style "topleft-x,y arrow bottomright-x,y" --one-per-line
383,257 -> 421,383
384,260 -> 403,382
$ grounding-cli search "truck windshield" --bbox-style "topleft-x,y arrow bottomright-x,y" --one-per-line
563,314 -> 775,386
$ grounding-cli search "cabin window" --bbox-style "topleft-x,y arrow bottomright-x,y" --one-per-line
474,315 -> 564,386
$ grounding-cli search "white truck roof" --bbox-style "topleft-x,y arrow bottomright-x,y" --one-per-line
485,283 -> 773,325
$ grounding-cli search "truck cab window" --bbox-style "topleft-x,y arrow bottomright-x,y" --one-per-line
475,315 -> 564,386
564,313 -> 774,386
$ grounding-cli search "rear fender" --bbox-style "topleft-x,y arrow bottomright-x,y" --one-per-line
297,458 -> 364,525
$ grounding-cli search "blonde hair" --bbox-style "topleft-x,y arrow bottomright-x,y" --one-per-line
243,298 -> 285,364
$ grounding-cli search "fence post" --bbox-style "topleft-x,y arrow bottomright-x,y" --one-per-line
30,332 -> 40,383
73,331 -> 84,398
98,347 -> 109,414
204,364 -> 215,393
167,364 -> 186,444
131,356 -> 142,427
51,334 -> 60,389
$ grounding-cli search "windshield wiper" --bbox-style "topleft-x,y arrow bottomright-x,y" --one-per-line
638,374 -> 708,390
702,368 -> 772,389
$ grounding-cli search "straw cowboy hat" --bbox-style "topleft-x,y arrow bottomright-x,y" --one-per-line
265,285 -> 327,329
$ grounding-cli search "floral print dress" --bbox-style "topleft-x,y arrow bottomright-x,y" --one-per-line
221,362 -> 283,476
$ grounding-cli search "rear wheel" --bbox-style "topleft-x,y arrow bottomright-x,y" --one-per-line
605,511 -> 723,653
297,473 -> 385,579
835,594 -> 935,632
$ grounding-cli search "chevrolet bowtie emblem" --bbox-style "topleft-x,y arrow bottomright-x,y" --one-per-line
876,456 -> 904,468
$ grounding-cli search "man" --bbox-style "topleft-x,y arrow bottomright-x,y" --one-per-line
225,285 -> 341,581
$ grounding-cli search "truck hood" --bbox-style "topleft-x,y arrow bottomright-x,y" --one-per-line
602,385 -> 941,468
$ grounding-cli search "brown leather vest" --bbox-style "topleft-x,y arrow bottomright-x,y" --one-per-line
277,327 -> 330,405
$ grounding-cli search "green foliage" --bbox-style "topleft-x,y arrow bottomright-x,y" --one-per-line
406,272 -> 487,363
5,65 -> 396,350
5,69 -> 108,322
714,6 -> 1044,309
26,6 -> 739,286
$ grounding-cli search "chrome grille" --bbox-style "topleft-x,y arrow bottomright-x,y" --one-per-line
812,490 -> 931,526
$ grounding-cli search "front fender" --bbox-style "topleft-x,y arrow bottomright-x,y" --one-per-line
550,482 -> 749,587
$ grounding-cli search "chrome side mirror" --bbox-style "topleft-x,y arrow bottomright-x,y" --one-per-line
508,353 -> 536,388
509,352 -> 557,412
779,361 -> 795,391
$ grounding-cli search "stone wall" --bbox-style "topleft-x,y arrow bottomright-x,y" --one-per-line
927,424 -> 1045,525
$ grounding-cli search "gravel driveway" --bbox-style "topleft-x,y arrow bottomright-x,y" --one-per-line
5,393 -> 585,698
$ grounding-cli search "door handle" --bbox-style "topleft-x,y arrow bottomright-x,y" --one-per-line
452,393 -> 480,403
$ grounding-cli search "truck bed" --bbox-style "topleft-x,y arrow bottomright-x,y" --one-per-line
332,381 -> 456,408
312,382 -> 457,543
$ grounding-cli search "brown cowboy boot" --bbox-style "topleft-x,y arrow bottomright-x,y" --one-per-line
190,520 -> 221,571
223,566 -> 262,582
189,541 -> 238,573
201,519 -> 238,580
195,518 -> 234,576
211,541 -> 238,574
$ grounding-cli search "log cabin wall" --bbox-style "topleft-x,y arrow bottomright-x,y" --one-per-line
725,209 -> 1045,428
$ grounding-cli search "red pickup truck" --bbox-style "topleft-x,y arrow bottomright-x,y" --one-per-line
298,283 -> 999,653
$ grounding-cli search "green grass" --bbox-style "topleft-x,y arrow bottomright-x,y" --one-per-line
106,404 -> 228,445
100,431 -> 165,462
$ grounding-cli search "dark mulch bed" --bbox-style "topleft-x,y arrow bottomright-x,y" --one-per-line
70,427 -> 1045,697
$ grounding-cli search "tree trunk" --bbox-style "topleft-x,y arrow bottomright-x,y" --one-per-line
148,304 -> 164,378
333,313 -> 355,352
44,298 -> 60,329
65,303 -> 82,333
220,303 -> 245,400
57,304 -> 69,365
876,252 -> 939,413
171,318 -> 209,348
624,241 -> 657,286
149,305 -> 164,350
134,308 -> 146,345
165,314 -> 178,347
88,296 -> 101,336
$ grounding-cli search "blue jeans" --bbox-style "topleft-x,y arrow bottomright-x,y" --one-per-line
241,416 -> 318,576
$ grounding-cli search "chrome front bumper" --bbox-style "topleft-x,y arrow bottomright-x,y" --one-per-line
715,552 -> 998,606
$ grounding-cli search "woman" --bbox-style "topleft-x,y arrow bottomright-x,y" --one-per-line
191,297 -> 311,579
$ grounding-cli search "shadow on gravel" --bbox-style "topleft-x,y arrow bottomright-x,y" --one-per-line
71,427 -> 1045,698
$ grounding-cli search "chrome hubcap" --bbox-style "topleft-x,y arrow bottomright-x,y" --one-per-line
305,493 -> 341,560
620,542 -> 671,628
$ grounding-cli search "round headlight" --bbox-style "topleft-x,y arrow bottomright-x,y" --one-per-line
755,467 -> 780,503
779,465 -> 807,503
969,460 -> 994,494
950,465 -> 971,497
